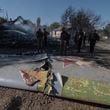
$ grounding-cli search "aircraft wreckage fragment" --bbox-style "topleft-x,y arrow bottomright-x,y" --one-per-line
0,54 -> 110,105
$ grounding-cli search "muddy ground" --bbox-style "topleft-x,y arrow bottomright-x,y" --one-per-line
0,41 -> 110,110
0,87 -> 110,110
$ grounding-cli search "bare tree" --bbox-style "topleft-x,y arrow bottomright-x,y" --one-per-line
61,6 -> 75,26
61,7 -> 101,32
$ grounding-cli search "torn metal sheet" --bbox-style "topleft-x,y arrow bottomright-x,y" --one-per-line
0,55 -> 110,105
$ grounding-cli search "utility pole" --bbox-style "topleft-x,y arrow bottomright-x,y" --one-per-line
5,10 -> 8,21
0,8 -> 8,20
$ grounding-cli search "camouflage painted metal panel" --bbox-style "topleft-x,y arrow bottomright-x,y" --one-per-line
62,76 -> 110,105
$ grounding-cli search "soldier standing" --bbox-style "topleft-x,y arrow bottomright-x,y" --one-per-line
74,29 -> 84,53
36,28 -> 44,53
60,27 -> 68,55
43,28 -> 49,48
89,30 -> 100,55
